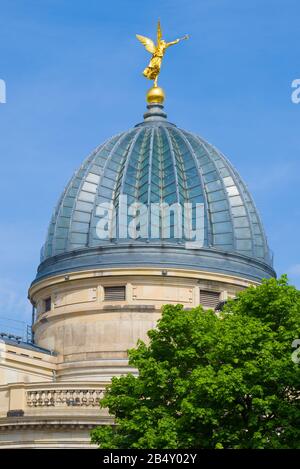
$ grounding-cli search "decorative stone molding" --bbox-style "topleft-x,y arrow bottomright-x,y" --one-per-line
26,389 -> 104,408
0,418 -> 109,432
0,382 -> 107,416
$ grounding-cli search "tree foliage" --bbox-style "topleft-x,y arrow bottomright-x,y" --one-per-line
91,276 -> 300,449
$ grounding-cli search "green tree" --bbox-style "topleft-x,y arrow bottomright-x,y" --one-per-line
91,276 -> 300,449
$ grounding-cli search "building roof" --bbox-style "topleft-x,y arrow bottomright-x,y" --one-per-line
0,337 -> 54,355
35,102 -> 275,284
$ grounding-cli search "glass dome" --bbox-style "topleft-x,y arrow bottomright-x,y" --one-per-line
35,103 -> 275,284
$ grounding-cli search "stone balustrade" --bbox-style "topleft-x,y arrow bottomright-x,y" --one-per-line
0,382 -> 107,418
26,388 -> 104,408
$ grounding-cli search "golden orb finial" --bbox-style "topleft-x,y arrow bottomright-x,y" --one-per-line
146,86 -> 165,104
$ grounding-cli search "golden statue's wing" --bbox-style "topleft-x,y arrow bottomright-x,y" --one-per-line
136,34 -> 156,54
157,20 -> 162,44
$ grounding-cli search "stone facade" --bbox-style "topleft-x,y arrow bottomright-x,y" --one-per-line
0,266 -> 255,447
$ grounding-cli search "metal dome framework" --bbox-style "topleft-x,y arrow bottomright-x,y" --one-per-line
37,104 -> 274,283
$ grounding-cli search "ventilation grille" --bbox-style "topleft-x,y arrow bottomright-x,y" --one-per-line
104,286 -> 126,301
200,290 -> 220,309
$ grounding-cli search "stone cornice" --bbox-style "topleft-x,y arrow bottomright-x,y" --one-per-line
0,416 -> 112,431
29,265 -> 259,298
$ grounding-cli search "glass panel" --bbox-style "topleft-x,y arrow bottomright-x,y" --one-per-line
124,183 -> 136,196
236,240 -> 252,250
201,162 -> 215,174
255,247 -> 265,258
90,165 -> 102,176
188,186 -> 202,197
71,222 -> 90,233
229,196 -> 243,207
206,180 -> 222,192
233,217 -> 249,228
215,244 -> 233,251
57,217 -> 70,228
226,186 -> 239,197
163,185 -> 176,197
235,228 -> 251,239
73,211 -> 91,222
210,200 -> 228,212
211,211 -> 230,223
78,191 -> 95,203
254,236 -> 264,246
150,192 -> 160,203
55,227 -> 68,237
164,193 -> 177,204
60,207 -> 72,217
231,206 -> 247,217
86,173 -> 100,184
54,238 -> 66,249
250,213 -> 259,224
68,187 -> 78,197
75,201 -> 93,213
253,224 -> 261,235
203,171 -> 218,183
103,168 -> 118,181
63,196 -> 75,208
207,190 -> 226,202
70,232 -> 88,244
213,222 -> 232,234
222,176 -> 235,187
219,167 -> 230,178
100,176 -> 115,190
213,233 -> 233,244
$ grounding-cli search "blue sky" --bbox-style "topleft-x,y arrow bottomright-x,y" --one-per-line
0,0 -> 299,325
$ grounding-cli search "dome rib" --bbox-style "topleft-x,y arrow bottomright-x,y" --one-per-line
89,129 -> 138,246
193,135 -> 238,253
181,130 -> 235,252
169,127 -> 212,247
119,128 -> 145,197
162,126 -> 180,205
146,127 -> 155,239
215,147 -> 256,258
134,128 -> 152,204
168,129 -> 188,203
227,163 -> 270,263
111,127 -> 146,240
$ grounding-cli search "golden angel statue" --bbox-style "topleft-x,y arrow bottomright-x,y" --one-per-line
136,21 -> 189,87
